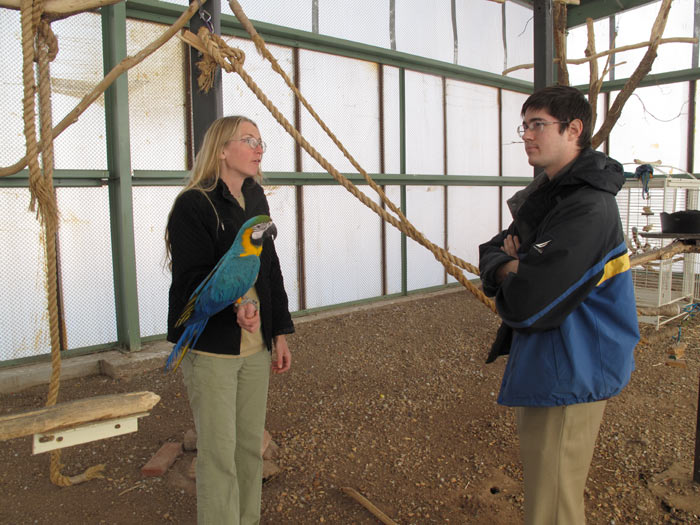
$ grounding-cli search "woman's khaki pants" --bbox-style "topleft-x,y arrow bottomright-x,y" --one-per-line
182,349 -> 270,525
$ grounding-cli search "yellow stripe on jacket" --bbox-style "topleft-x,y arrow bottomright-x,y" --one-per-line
597,252 -> 631,286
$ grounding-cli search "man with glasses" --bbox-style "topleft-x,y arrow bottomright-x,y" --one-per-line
478,85 -> 639,525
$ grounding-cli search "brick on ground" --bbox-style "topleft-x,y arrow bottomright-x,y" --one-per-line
141,442 -> 183,477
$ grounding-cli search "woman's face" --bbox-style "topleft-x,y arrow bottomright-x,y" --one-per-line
219,121 -> 264,180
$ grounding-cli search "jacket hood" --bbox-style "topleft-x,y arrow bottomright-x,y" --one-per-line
555,148 -> 625,196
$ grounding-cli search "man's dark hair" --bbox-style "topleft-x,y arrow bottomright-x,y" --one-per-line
521,85 -> 592,149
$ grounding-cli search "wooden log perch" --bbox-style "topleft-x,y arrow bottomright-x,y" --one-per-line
0,391 -> 160,441
629,241 -> 699,268
637,303 -> 684,317
0,0 -> 122,17
502,37 -> 694,76
341,486 -> 398,525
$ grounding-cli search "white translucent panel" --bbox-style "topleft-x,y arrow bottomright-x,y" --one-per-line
56,188 -> 117,348
303,186 -> 382,308
608,84 -> 689,170
446,81 -> 499,176
127,19 -> 186,170
0,11 -> 106,169
394,1 -> 453,63
566,18 -> 610,87
264,185 -> 299,313
503,1 -> 533,83
502,186 -> 525,227
383,66 -> 401,174
384,186 -> 403,295
319,0 -> 390,48
0,10 -> 27,167
592,94 -> 607,146
455,1 -> 504,74
405,71 -> 443,175
223,38 -> 296,172
225,0 -> 312,32
406,186 -> 445,290
0,189 -> 51,360
500,90 -> 531,177
695,82 -> 700,173
299,51 -> 380,174
614,0 -> 694,78
133,187 -> 181,338
447,187 -> 500,283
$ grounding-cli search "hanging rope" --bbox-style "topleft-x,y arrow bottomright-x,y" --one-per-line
183,19 -> 497,314
20,0 -> 105,487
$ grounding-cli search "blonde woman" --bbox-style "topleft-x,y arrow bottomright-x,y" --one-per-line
166,116 -> 293,524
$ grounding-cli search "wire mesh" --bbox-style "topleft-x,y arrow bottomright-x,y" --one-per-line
619,179 -> 700,327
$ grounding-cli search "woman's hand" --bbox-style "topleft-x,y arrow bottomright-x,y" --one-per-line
236,302 -> 260,333
271,335 -> 291,374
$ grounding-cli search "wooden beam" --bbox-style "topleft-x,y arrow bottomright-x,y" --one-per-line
0,391 -> 160,441
629,241 -> 700,268
0,0 -> 122,17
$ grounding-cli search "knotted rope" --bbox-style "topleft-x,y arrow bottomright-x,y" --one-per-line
21,0 -> 105,487
187,21 -> 497,314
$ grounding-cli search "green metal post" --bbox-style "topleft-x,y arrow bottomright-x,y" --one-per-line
399,68 -> 407,295
102,4 -> 141,351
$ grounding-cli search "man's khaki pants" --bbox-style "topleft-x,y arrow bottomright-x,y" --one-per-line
182,349 -> 270,525
516,400 -> 607,525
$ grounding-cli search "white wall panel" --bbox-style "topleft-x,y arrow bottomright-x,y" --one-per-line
265,185 -> 299,312
303,186 -> 382,308
447,186 -> 500,283
405,71 -> 443,175
223,38 -> 296,172
56,188 -> 118,349
608,84 -> 689,170
406,185 -> 445,290
299,51 -> 380,174
501,90 -> 530,178
446,81 -> 499,176
0,189 -> 50,360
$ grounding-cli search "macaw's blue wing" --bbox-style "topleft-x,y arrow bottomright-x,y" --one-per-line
164,214 -> 276,373
164,319 -> 207,372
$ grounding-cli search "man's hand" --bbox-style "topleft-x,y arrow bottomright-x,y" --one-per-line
496,234 -> 520,284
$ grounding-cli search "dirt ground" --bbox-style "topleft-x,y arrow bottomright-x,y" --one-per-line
1,289 -> 699,524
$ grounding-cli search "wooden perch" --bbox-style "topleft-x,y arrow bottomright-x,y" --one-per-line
0,0 -> 121,16
0,391 -> 160,441
629,240 -> 699,268
502,37 -> 694,76
341,487 -> 398,525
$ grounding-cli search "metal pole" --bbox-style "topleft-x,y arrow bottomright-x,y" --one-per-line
533,0 -> 554,91
189,0 -> 222,155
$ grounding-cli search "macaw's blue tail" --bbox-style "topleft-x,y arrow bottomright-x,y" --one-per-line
164,319 -> 208,373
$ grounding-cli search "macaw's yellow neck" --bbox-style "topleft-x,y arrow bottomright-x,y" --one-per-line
240,229 -> 263,257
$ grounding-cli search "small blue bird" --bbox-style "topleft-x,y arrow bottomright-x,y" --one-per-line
164,215 -> 278,372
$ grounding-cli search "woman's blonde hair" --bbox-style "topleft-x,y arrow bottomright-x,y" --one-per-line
165,115 -> 262,267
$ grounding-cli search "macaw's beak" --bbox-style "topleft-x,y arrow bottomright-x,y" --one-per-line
264,221 -> 278,241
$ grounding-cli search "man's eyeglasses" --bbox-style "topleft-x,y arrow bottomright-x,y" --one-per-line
517,120 -> 569,138
231,137 -> 267,152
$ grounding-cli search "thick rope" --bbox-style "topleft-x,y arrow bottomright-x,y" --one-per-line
1,1 -> 204,178
190,28 -> 496,313
227,0 -> 480,279
21,0 -> 105,487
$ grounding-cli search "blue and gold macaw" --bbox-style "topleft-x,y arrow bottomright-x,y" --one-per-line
164,215 -> 278,372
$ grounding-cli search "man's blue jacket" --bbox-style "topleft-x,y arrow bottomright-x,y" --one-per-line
479,148 -> 639,407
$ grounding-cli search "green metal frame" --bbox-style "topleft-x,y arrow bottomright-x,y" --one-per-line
102,4 -> 142,352
4,0 -> 700,365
